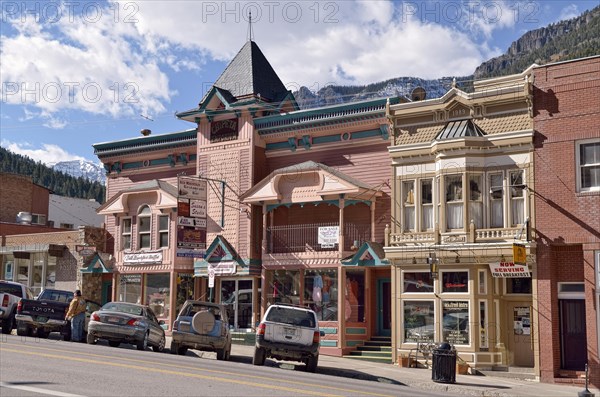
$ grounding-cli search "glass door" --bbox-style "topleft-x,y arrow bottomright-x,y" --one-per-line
221,278 -> 258,330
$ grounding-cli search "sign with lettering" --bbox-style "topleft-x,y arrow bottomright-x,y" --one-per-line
177,226 -> 206,249
208,261 -> 236,275
489,262 -> 531,278
177,200 -> 190,217
178,216 -> 207,228
124,250 -> 163,265
178,177 -> 207,200
318,226 -> 339,247
176,248 -> 205,258
190,199 -> 207,218
210,118 -> 238,142
513,243 -> 527,265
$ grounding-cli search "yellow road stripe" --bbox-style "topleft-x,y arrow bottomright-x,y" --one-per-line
1,344 -> 396,397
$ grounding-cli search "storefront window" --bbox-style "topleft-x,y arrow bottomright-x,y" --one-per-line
118,274 -> 142,304
442,271 -> 469,293
145,273 -> 170,319
403,300 -> 435,343
403,272 -> 434,293
302,269 -> 338,321
507,277 -> 532,294
175,273 -> 194,315
442,301 -> 469,345
16,257 -> 30,286
3,256 -> 15,281
345,270 -> 364,322
268,270 -> 300,306
32,253 -> 44,296
46,256 -> 56,288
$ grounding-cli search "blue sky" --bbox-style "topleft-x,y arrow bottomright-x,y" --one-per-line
1,0 -> 597,166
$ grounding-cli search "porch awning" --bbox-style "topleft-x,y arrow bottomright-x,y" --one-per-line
240,160 -> 382,205
342,242 -> 389,266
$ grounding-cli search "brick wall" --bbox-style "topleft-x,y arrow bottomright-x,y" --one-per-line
533,56 -> 600,387
0,173 -> 50,223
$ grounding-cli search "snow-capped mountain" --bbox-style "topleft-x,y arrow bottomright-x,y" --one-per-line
51,160 -> 106,184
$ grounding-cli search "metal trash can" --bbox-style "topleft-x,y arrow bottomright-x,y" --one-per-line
431,343 -> 456,384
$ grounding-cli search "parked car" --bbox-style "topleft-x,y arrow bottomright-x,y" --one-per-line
253,304 -> 322,372
16,289 -> 74,339
0,280 -> 34,334
171,300 -> 232,360
87,302 -> 166,352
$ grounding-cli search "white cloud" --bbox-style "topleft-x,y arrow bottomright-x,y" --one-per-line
558,5 -> 580,21
1,141 -> 86,165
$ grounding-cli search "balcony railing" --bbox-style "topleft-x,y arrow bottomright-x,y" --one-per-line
387,223 -> 529,246
267,222 -> 371,254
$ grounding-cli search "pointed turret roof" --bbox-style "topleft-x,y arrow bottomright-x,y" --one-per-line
206,40 -> 289,104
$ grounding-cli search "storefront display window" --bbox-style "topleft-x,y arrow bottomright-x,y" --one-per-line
403,300 -> 434,343
118,274 -> 142,304
16,257 -> 29,286
32,253 -> 44,296
176,273 -> 194,315
3,256 -> 14,281
442,301 -> 469,345
403,272 -> 434,293
345,270 -> 364,322
145,273 -> 170,319
268,269 -> 301,305
46,256 -> 56,288
442,271 -> 469,293
303,269 -> 338,321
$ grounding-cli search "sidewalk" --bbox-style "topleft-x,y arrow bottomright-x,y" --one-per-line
167,337 -> 599,397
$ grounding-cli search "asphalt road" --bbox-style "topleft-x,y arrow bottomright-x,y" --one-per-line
0,334 -> 457,397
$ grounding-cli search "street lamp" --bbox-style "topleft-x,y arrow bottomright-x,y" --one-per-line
427,253 -> 439,279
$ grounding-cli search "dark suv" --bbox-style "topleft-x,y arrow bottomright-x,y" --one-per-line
171,300 -> 232,360
253,304 -> 322,372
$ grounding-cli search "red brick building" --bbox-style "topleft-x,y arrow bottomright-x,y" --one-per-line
0,172 -> 50,225
533,56 -> 599,387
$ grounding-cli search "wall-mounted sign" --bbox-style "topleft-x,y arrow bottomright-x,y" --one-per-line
177,226 -> 206,249
120,274 -> 141,284
513,243 -> 527,265
178,177 -> 207,200
318,226 -> 339,247
123,250 -> 163,265
190,199 -> 207,218
207,261 -> 236,275
489,262 -> 531,278
176,248 -> 206,258
76,245 -> 97,257
177,200 -> 190,217
178,216 -> 207,228
210,118 -> 238,143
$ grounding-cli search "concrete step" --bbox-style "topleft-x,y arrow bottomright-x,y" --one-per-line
349,350 -> 392,357
357,345 -> 392,352
343,354 -> 392,364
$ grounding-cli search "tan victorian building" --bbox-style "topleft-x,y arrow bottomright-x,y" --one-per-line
385,69 -> 538,374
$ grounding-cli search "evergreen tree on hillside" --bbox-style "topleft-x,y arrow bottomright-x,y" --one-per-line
0,146 -> 106,204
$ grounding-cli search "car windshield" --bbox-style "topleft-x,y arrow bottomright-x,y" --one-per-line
266,307 -> 316,328
102,303 -> 143,316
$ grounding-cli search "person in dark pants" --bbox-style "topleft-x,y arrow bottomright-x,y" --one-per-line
65,289 -> 86,342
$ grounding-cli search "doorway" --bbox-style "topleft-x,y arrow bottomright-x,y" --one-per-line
221,278 -> 257,330
507,303 -> 534,367
377,279 -> 391,336
559,299 -> 587,370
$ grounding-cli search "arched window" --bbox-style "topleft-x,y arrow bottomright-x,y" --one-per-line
138,205 -> 152,249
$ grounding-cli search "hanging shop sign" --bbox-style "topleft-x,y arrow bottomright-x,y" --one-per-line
123,250 -> 163,265
178,216 -> 207,228
178,177 -> 207,200
489,262 -> 531,278
318,226 -> 339,248
513,243 -> 527,265
76,245 -> 97,257
177,200 -> 190,217
177,227 -> 207,250
190,199 -> 207,218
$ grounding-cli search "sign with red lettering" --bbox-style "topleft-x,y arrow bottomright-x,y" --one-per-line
489,262 -> 531,278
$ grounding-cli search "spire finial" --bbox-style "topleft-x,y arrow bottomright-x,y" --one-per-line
247,11 -> 254,42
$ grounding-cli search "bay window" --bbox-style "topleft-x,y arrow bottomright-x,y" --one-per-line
403,180 -> 415,231
489,173 -> 504,228
138,206 -> 151,249
421,179 -> 434,230
510,170 -> 525,226
469,174 -> 483,228
445,175 -> 463,229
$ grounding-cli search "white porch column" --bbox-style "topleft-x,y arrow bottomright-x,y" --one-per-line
370,201 -> 376,241
339,196 -> 345,255
261,203 -> 267,256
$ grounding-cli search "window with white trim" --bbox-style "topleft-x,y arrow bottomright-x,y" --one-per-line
138,206 -> 151,249
489,173 -> 504,228
31,213 -> 46,225
421,179 -> 434,231
403,180 -> 415,231
510,170 -> 525,226
158,215 -> 169,248
445,175 -> 463,229
469,174 -> 483,228
121,218 -> 132,250
577,139 -> 600,192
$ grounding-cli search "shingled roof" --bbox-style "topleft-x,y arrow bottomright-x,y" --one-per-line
206,40 -> 289,104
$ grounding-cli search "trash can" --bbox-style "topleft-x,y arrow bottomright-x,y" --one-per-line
431,343 -> 456,384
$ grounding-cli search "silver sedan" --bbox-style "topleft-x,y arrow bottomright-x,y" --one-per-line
87,302 -> 166,352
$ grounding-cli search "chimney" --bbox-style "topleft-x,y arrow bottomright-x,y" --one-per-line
141,129 -> 151,136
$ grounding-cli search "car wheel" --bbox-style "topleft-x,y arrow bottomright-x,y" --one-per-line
108,341 -> 120,348
252,347 -> 266,366
177,346 -> 188,355
136,332 -> 148,351
153,335 -> 165,352
306,355 -> 318,373
170,342 -> 179,354
86,333 -> 97,345
16,322 -> 30,336
216,346 -> 226,360
1,314 -> 14,334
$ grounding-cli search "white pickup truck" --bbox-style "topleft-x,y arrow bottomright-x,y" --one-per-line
0,280 -> 34,334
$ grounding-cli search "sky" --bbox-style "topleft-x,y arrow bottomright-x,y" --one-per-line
1,0 -> 597,167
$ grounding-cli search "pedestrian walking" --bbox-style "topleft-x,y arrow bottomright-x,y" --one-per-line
66,289 -> 87,342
